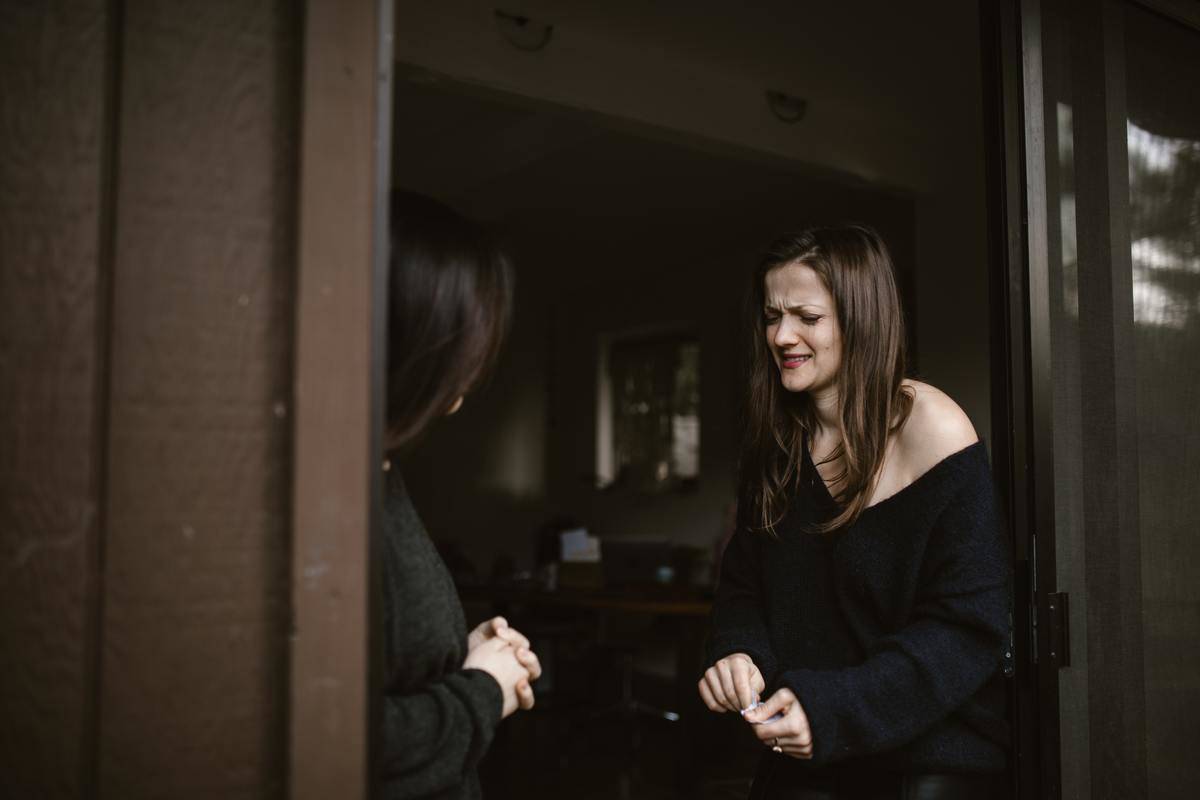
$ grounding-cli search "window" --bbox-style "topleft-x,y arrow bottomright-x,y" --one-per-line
596,333 -> 699,490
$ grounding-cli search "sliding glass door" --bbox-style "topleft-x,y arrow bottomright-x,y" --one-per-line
1018,0 -> 1200,797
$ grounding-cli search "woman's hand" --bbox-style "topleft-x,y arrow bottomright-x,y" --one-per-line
743,687 -> 813,759
469,615 -> 527,651
698,652 -> 765,713
467,616 -> 542,710
463,637 -> 536,718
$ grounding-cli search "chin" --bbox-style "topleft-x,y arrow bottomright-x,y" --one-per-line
779,376 -> 811,393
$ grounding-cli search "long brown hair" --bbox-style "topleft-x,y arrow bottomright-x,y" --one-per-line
740,225 -> 912,535
384,191 -> 513,451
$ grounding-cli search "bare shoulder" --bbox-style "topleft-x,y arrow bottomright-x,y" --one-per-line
895,380 -> 979,478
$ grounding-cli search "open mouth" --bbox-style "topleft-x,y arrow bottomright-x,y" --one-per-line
780,354 -> 811,369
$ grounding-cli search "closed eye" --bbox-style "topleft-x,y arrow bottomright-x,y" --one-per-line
763,310 -> 823,325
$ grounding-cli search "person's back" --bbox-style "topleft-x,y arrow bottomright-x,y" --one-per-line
377,192 -> 540,798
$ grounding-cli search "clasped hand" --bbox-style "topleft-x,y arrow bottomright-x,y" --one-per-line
464,616 -> 541,718
698,653 -> 813,759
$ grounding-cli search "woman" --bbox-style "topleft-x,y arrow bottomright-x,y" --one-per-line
700,226 -> 1009,799
379,191 -> 542,799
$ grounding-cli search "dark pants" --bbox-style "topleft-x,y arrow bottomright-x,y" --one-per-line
749,756 -> 1006,800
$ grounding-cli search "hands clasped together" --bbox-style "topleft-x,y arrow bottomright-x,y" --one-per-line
464,616 -> 542,718
698,653 -> 813,759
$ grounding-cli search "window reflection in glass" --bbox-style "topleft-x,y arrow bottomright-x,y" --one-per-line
1058,102 -> 1080,319
1127,121 -> 1200,330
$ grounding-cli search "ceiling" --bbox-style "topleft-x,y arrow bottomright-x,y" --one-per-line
502,0 -> 983,135
387,0 -> 977,288
392,75 -> 917,291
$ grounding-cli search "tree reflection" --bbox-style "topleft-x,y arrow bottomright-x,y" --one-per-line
1127,121 -> 1200,330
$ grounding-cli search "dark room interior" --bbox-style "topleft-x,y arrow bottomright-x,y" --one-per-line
389,2 -> 992,796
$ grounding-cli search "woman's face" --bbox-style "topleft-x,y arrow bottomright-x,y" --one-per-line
763,261 -> 842,395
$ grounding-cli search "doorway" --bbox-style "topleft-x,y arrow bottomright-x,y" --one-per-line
388,2 -> 1000,798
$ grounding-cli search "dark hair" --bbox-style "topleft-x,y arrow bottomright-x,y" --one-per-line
740,224 -> 912,535
385,191 -> 513,451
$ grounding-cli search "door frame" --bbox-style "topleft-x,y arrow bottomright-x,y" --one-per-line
288,0 -> 1200,796
981,0 -> 1058,796
289,1 -> 394,798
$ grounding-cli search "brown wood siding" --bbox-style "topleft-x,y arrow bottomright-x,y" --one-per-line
94,1 -> 298,797
290,0 -> 391,796
0,2 -> 110,797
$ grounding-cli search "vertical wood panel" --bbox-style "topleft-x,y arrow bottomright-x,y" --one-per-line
290,1 -> 390,797
97,1 -> 298,796
0,2 -> 109,797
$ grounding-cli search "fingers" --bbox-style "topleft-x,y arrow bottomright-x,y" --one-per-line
700,668 -> 731,712
480,634 -> 540,683
716,660 -> 739,713
753,717 -> 788,744
495,626 -> 530,651
780,741 -> 813,759
729,657 -> 757,710
480,636 -> 510,654
750,692 -> 812,757
750,706 -> 798,743
765,721 -> 812,750
472,615 -> 533,653
515,678 -> 535,710
486,615 -> 533,652
463,634 -> 516,671
744,686 -> 793,724
467,620 -> 488,650
697,678 -> 723,712
711,665 -> 736,712
753,710 -> 808,746
515,647 -> 542,681
701,657 -> 761,713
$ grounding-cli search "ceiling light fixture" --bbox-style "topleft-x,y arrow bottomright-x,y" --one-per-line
494,9 -> 554,52
766,91 -> 807,124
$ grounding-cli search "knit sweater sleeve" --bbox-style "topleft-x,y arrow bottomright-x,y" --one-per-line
779,471 -> 1009,764
708,527 -> 781,683
377,471 -> 505,797
379,667 -> 503,797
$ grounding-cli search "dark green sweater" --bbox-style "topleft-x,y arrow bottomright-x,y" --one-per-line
379,472 -> 502,799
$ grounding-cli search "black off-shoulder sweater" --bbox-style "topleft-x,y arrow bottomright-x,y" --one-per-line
378,472 -> 503,799
709,440 -> 1011,774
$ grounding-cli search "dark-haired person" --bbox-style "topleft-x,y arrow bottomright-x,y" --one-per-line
699,226 -> 1009,799
379,191 -> 542,799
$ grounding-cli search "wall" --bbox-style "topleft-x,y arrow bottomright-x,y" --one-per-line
394,0 -> 994,445
401,145 -> 916,575
0,1 -> 298,796
0,2 -> 109,795
910,0 -> 994,450
97,2 -> 297,796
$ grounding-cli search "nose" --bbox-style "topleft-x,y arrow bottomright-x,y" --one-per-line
773,316 -> 800,349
